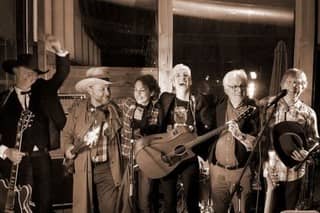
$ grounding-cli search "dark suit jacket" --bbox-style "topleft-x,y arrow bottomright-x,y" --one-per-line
206,96 -> 260,167
0,54 -> 70,151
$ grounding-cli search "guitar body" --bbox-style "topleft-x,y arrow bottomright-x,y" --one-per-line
135,106 -> 256,179
135,127 -> 197,179
0,179 -> 32,213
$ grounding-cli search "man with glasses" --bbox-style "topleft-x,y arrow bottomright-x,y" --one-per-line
262,68 -> 318,212
207,69 -> 259,213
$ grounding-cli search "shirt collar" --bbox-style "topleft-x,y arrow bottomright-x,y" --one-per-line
15,86 -> 31,94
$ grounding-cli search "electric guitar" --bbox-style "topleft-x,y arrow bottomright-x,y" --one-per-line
63,123 -> 103,175
0,110 -> 34,213
135,106 -> 256,179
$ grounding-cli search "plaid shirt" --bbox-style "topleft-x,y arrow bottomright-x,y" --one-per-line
265,97 -> 319,181
86,105 -> 109,163
117,97 -> 161,158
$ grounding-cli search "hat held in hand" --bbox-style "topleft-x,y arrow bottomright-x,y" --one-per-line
272,121 -> 307,168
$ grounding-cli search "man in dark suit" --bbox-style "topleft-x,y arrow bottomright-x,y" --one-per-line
0,36 -> 70,213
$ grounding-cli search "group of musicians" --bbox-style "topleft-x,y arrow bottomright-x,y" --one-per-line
0,37 -> 318,213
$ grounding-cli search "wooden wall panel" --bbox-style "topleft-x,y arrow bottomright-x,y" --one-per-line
59,66 -> 158,97
52,0 -> 65,48
40,0 -> 100,66
158,0 -> 173,93
64,0 -> 74,58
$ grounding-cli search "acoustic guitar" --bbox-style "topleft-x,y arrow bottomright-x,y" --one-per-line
0,110 -> 34,213
135,106 -> 256,179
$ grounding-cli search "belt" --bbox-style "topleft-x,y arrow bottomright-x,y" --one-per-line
26,148 -> 48,157
215,161 -> 239,170
92,161 -> 107,167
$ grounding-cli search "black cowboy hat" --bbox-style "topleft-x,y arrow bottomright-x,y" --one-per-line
2,54 -> 49,75
272,121 -> 307,168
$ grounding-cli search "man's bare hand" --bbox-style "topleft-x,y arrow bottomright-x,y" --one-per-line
291,149 -> 308,162
65,145 -> 75,159
227,120 -> 241,137
5,148 -> 25,164
45,35 -> 63,54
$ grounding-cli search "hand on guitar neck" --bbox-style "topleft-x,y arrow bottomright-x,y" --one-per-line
65,145 -> 76,160
4,148 -> 26,165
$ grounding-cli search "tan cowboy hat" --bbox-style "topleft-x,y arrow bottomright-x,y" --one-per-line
75,67 -> 112,92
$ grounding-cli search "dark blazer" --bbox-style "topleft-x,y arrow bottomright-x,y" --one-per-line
207,96 -> 260,167
0,54 -> 70,151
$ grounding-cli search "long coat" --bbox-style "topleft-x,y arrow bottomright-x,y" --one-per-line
62,99 -> 123,213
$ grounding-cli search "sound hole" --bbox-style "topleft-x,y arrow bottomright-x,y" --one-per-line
174,145 -> 186,156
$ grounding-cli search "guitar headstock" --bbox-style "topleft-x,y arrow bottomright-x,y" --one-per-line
235,106 -> 257,122
83,123 -> 105,147
18,110 -> 34,132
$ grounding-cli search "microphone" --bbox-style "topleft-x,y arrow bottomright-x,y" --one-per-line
266,89 -> 287,109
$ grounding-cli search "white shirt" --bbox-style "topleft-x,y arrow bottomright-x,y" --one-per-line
15,87 -> 31,110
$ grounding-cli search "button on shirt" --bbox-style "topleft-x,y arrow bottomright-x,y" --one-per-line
87,105 -> 109,163
269,98 -> 319,182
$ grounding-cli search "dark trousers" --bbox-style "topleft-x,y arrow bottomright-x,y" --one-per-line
18,152 -> 52,213
271,178 -> 302,212
93,162 -> 118,213
159,159 -> 200,213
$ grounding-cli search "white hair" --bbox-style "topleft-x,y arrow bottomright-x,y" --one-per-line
172,64 -> 191,77
280,68 -> 308,90
222,69 -> 248,87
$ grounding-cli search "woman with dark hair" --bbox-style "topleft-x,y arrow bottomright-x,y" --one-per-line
116,74 -> 163,213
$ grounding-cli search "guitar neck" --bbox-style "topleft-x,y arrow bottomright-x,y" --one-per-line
70,141 -> 87,155
186,124 -> 227,149
6,128 -> 24,210
7,164 -> 19,192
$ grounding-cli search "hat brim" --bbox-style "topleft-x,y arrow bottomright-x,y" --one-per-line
273,121 -> 306,168
75,78 -> 112,93
2,59 -> 49,75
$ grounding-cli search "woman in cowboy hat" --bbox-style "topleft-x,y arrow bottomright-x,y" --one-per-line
63,67 -> 122,213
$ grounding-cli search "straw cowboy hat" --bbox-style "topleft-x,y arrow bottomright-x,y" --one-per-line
272,121 -> 307,168
2,54 -> 49,75
75,67 -> 112,92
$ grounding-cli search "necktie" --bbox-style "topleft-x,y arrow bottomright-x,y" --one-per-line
20,90 -> 31,109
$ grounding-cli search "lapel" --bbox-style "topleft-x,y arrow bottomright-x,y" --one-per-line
7,91 -> 23,113
216,99 -> 227,127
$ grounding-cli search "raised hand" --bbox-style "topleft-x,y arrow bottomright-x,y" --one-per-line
45,35 -> 64,54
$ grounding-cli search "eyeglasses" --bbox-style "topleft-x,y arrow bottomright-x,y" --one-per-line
227,84 -> 247,91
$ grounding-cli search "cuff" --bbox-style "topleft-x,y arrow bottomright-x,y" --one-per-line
0,145 -> 8,159
56,50 -> 69,57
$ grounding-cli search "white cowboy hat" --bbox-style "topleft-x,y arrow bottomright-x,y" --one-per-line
75,67 -> 112,92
